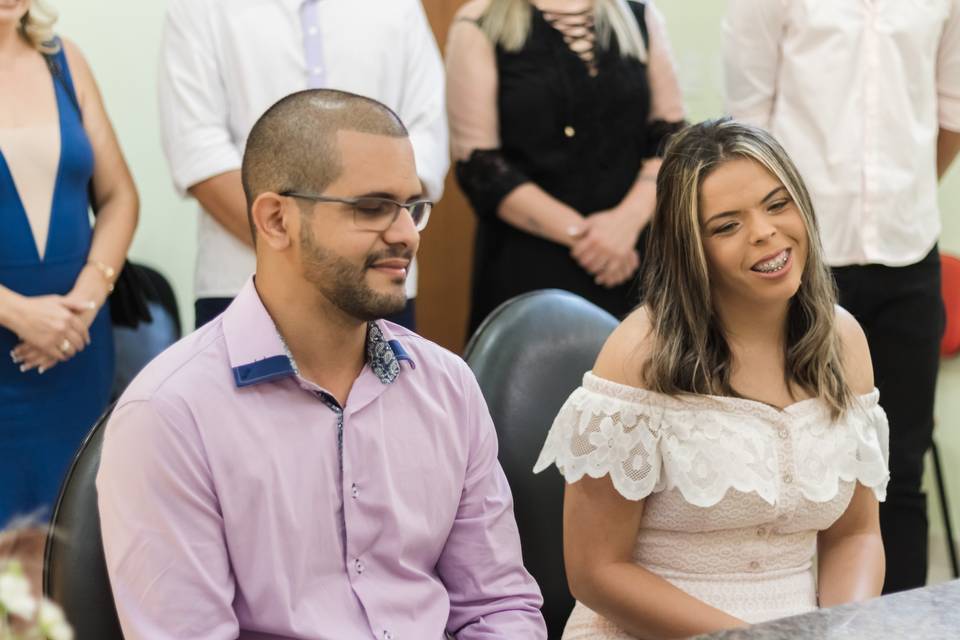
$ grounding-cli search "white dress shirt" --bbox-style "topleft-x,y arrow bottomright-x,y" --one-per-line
159,0 -> 449,299
723,0 -> 960,267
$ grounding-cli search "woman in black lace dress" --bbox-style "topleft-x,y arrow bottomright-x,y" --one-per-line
447,0 -> 685,331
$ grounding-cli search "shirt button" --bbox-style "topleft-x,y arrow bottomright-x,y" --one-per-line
756,527 -> 766,537
308,25 -> 318,36
778,429 -> 788,440
354,559 -> 364,574
312,66 -> 323,75
749,560 -> 760,570
563,125 -> 576,138
383,632 -> 393,640
351,483 -> 359,499
782,473 -> 793,484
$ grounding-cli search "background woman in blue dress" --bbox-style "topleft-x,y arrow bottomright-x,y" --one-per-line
0,0 -> 138,525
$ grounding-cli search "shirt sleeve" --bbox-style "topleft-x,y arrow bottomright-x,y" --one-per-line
446,10 -> 500,162
446,10 -> 531,219
437,366 -> 547,639
158,0 -> 242,196
645,1 -> 685,125
722,0 -> 788,128
96,397 -> 238,640
396,0 -> 450,201
639,1 -> 687,158
939,0 -> 960,132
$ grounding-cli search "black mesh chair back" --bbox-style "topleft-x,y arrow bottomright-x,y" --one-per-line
464,290 -> 618,638
43,406 -> 124,639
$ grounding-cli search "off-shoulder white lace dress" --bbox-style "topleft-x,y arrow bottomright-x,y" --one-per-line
534,372 -> 890,639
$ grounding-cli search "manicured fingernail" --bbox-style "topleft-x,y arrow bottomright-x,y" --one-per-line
19,364 -> 28,372
38,366 -> 46,374
10,351 -> 20,364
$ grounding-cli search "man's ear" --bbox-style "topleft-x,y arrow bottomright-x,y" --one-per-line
251,192 -> 293,250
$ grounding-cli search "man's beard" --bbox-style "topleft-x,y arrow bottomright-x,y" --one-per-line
300,226 -> 409,321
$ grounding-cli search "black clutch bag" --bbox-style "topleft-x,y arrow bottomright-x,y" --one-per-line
44,45 -> 152,328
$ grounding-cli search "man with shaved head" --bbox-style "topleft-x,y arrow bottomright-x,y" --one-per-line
97,90 -> 547,640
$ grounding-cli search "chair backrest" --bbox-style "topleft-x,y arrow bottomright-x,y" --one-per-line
43,406 -> 124,640
941,253 -> 960,357
111,264 -> 182,398
464,290 -> 618,638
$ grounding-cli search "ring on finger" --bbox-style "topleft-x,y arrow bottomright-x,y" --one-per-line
59,338 -> 72,353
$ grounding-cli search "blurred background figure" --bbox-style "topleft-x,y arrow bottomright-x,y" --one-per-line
724,0 -> 960,592
159,0 -> 448,331
0,0 -> 137,526
446,0 -> 685,332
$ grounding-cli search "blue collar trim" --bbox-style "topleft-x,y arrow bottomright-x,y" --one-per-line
232,322 -> 414,388
232,355 -> 296,388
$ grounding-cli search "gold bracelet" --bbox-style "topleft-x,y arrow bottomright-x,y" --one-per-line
87,259 -> 116,293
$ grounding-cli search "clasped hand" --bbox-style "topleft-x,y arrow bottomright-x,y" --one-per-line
569,208 -> 642,288
9,294 -> 96,374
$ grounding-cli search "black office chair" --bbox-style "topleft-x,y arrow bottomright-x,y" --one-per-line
464,289 -> 618,639
111,263 -> 182,399
43,405 -> 124,640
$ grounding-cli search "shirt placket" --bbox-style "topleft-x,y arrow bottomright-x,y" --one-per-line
312,388 -> 389,637
861,3 -> 880,261
300,0 -> 326,88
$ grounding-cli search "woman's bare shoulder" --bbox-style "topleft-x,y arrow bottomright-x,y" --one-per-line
593,306 -> 655,388
834,304 -> 874,395
58,37 -> 97,103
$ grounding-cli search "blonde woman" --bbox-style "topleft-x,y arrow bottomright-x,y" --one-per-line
0,1 -> 137,524
535,119 -> 889,638
446,0 -> 684,331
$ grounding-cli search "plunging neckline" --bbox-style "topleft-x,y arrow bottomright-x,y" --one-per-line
0,70 -> 65,263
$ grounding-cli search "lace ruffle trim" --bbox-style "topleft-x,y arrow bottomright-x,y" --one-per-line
533,374 -> 890,507
455,148 -> 530,220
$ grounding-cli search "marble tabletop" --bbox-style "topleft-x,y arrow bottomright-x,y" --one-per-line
696,580 -> 960,639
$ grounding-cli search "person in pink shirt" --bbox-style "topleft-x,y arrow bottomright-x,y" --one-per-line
96,89 -> 547,640
723,0 -> 960,593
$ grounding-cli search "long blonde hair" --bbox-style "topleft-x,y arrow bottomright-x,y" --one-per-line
480,0 -> 648,62
641,118 -> 852,418
18,0 -> 59,54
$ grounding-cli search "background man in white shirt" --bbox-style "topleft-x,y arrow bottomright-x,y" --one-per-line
158,0 -> 448,329
723,0 -> 960,592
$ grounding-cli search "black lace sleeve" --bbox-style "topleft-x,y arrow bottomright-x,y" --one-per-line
455,149 -> 531,220
639,119 -> 687,159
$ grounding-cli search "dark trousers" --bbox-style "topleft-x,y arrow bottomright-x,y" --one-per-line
832,246 -> 944,594
195,296 -> 417,331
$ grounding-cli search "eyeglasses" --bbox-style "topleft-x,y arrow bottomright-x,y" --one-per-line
281,191 -> 433,232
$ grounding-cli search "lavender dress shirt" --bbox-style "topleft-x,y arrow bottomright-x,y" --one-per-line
97,278 -> 546,639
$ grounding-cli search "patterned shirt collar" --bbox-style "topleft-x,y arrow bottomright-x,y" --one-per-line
223,279 -> 414,388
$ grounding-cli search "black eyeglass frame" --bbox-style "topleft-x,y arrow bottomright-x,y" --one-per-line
280,191 -> 433,231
